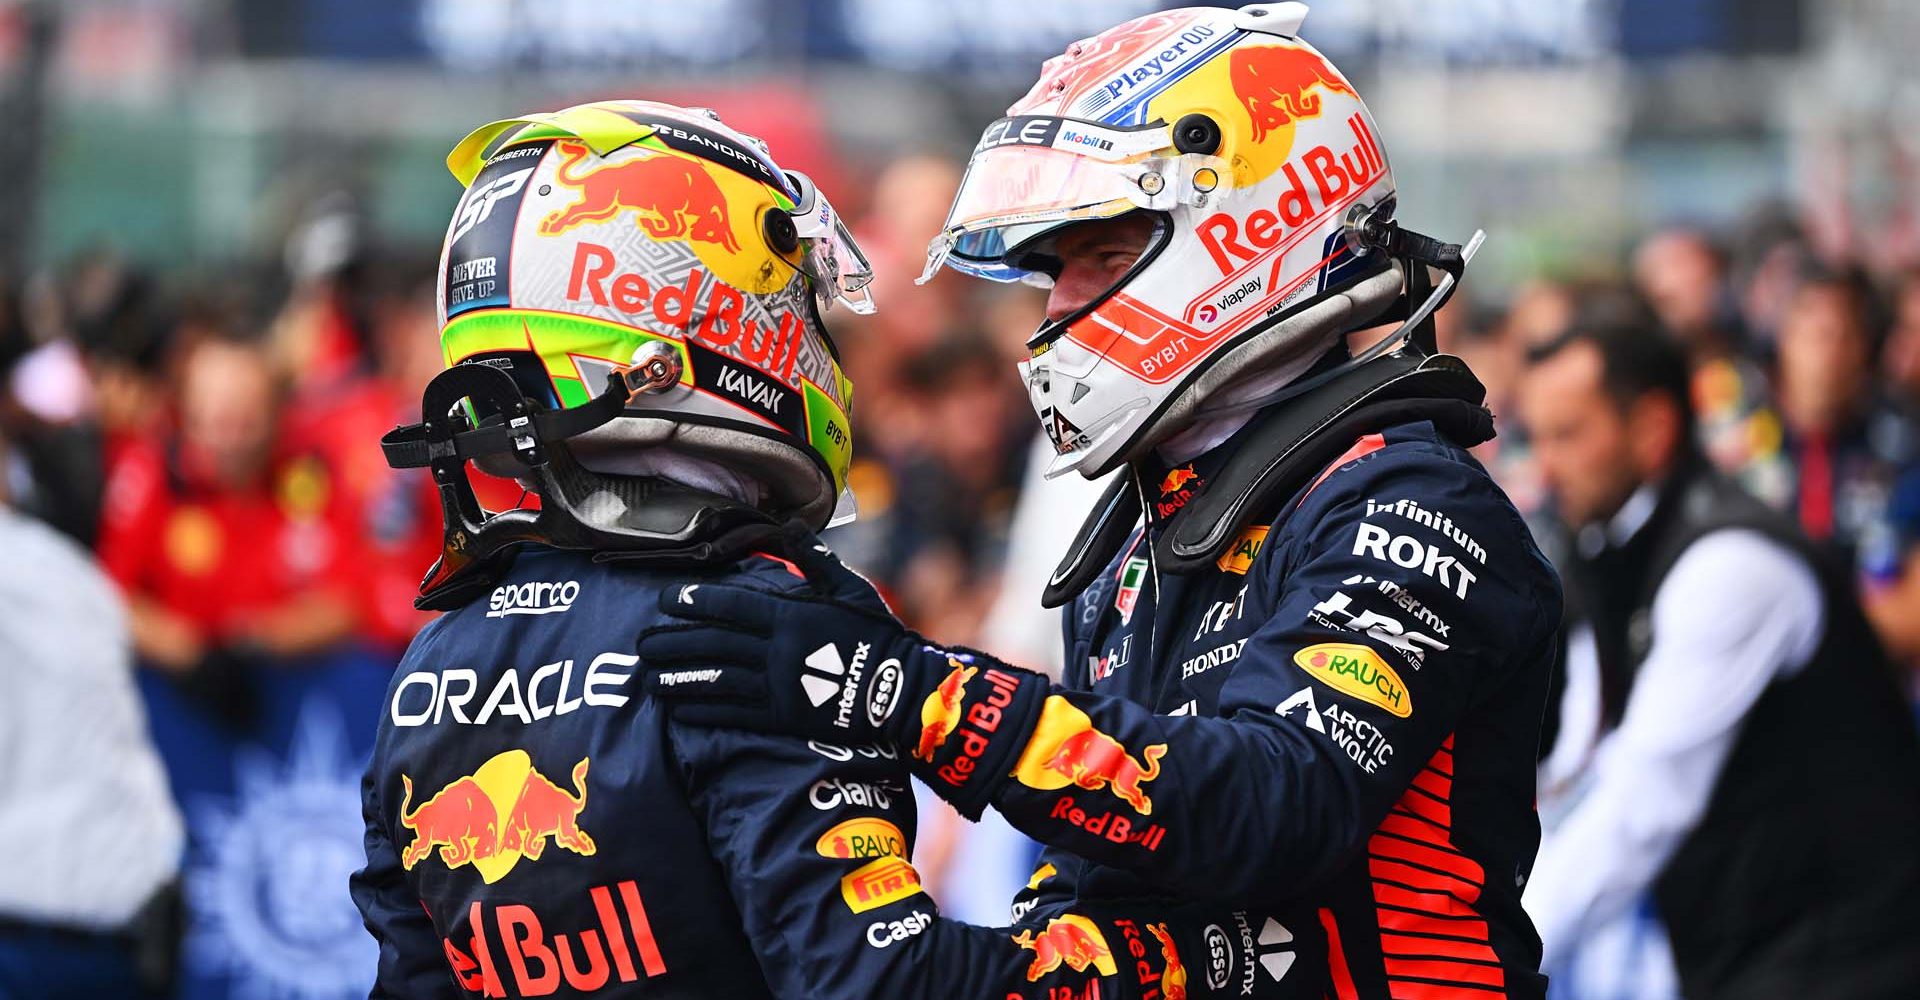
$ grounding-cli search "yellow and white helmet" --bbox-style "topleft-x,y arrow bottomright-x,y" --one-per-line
436,99 -> 870,527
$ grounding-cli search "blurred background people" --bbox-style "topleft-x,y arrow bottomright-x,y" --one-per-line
97,325 -> 358,722
1519,308 -> 1920,1000
0,449 -> 183,999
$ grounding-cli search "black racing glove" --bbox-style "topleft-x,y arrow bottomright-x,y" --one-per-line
638,522 -> 1049,816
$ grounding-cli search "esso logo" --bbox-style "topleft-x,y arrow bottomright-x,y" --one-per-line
807,740 -> 899,763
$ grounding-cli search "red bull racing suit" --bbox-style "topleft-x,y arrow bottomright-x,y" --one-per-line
999,419 -> 1563,998
353,544 -> 1269,999
646,416 -> 1563,999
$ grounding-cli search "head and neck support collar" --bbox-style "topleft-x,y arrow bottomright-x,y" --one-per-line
382,362 -> 779,611
1041,218 -> 1492,607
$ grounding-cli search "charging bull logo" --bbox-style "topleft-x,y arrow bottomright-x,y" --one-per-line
1012,915 -> 1119,982
1148,923 -> 1189,1000
1013,697 -> 1166,815
398,750 -> 595,883
1231,44 -> 1356,143
1160,466 -> 1198,494
914,659 -> 977,763
540,140 -> 742,252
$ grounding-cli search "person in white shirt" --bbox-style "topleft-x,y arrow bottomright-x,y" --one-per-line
0,491 -> 184,997
1517,304 -> 1920,1000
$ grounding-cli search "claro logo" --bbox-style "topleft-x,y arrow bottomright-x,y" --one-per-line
488,581 -> 581,618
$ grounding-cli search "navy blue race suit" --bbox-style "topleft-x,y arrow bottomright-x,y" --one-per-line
352,544 -> 1268,999
645,416 -> 1563,999
992,420 -> 1565,999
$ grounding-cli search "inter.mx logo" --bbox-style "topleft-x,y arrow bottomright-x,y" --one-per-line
1230,911 -> 1295,991
803,642 -> 901,730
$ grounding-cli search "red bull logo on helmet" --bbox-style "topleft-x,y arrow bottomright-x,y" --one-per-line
399,750 -> 595,883
1230,43 -> 1357,143
1012,914 -> 1119,981
540,140 -> 741,252
1012,697 -> 1167,815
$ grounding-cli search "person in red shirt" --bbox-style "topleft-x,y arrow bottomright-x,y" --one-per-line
98,328 -> 360,720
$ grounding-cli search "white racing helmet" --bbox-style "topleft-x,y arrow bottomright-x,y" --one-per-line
925,3 -> 1463,479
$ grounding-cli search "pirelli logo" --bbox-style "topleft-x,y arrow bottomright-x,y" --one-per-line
840,856 -> 924,913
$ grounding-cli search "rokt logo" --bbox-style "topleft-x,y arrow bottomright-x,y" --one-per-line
488,580 -> 581,618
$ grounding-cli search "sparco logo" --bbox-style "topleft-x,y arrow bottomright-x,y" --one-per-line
487,580 -> 581,618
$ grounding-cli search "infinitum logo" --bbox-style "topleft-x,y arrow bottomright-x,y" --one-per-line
487,581 -> 581,618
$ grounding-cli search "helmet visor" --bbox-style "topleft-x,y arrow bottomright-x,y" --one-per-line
922,116 -> 1184,285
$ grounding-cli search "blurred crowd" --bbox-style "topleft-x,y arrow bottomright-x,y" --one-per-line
6,145 -> 1920,996
1448,211 -> 1920,670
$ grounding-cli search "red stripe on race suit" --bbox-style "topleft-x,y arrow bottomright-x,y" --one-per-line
1318,908 -> 1361,1000
1375,811 -> 1456,849
1387,982 -> 1508,1000
1368,859 -> 1483,906
1370,736 -> 1506,998
1367,835 -> 1485,889
1371,884 -> 1482,919
1410,768 -> 1453,801
1374,907 -> 1490,942
1382,957 -> 1505,987
1378,931 -> 1502,964
1394,786 -> 1452,829
750,551 -> 804,580
1302,433 -> 1388,501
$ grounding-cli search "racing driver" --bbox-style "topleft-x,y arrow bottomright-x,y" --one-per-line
641,5 -> 1565,999
353,99 -> 1287,1000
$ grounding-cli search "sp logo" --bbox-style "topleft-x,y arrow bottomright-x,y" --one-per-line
449,167 -> 534,246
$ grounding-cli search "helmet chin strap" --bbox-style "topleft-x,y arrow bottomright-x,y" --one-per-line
1193,225 -> 1485,421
